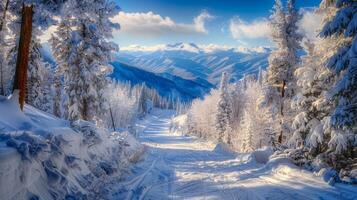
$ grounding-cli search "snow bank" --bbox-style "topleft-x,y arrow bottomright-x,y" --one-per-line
251,146 -> 274,164
213,143 -> 236,156
0,96 -> 144,200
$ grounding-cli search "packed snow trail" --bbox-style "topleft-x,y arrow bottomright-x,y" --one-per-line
112,109 -> 357,200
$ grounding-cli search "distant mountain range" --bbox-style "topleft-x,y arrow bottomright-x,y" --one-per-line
115,43 -> 270,85
42,42 -> 270,101
110,62 -> 213,101
113,43 -> 270,99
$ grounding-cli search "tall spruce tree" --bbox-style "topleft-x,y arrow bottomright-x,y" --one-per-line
51,0 -> 119,121
267,0 -> 302,143
215,72 -> 232,143
320,0 -> 356,158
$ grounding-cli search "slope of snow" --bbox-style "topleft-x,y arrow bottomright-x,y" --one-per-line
0,96 -> 144,200
112,109 -> 357,200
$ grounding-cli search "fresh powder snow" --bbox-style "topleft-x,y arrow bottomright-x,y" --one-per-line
112,109 -> 357,200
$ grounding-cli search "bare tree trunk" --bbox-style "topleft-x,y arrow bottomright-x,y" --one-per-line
278,80 -> 286,144
109,103 -> 116,131
82,98 -> 88,121
13,4 -> 33,110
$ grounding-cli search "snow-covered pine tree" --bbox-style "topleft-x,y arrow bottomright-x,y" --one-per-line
53,67 -> 62,117
319,0 -> 356,175
267,0 -> 302,144
137,84 -> 148,116
51,0 -> 119,121
27,36 -> 53,112
241,110 -> 254,152
215,72 -> 232,143
0,0 -> 12,96
286,0 -> 303,93
240,79 -> 277,152
267,0 -> 289,144
289,41 -> 318,149
288,38 -> 335,152
303,2 -> 339,158
0,33 -> 12,96
257,67 -> 264,86
321,0 -> 356,149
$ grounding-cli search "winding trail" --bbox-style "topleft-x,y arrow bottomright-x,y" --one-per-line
112,109 -> 357,200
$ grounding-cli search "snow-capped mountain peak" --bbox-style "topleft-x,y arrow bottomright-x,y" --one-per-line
165,42 -> 201,53
120,43 -> 271,54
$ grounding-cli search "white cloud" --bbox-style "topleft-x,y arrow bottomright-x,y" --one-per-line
111,11 -> 213,37
229,17 -> 271,40
298,9 -> 323,41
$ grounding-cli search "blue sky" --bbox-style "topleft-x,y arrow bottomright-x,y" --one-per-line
112,0 -> 321,48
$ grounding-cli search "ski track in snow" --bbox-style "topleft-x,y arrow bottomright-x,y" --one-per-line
112,109 -> 357,200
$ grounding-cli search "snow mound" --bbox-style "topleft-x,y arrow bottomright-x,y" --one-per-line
213,143 -> 236,156
0,97 -> 144,200
251,146 -> 274,164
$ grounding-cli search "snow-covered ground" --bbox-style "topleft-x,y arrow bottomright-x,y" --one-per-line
113,109 -> 357,200
0,96 -> 144,200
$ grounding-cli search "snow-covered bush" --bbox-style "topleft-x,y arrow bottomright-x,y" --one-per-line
187,73 -> 278,153
187,89 -> 219,140
104,82 -> 138,131
170,114 -> 188,136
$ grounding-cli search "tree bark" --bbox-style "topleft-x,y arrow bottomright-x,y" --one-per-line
278,80 -> 286,144
13,4 -> 33,111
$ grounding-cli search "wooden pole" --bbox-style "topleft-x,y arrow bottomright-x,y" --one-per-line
13,4 -> 33,111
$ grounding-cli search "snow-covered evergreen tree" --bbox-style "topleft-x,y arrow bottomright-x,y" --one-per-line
268,0 -> 289,89
137,84 -> 149,116
267,0 -> 302,143
0,35 -> 12,96
286,0 -> 303,78
189,89 -> 220,140
0,0 -> 13,96
309,1 -> 357,177
51,0 -> 119,121
215,72 -> 232,143
240,79 -> 277,152
27,36 -> 53,112
53,67 -> 62,117
289,39 -> 335,152
320,0 -> 357,155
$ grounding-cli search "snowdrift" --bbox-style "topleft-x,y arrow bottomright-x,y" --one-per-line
0,96 -> 144,200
